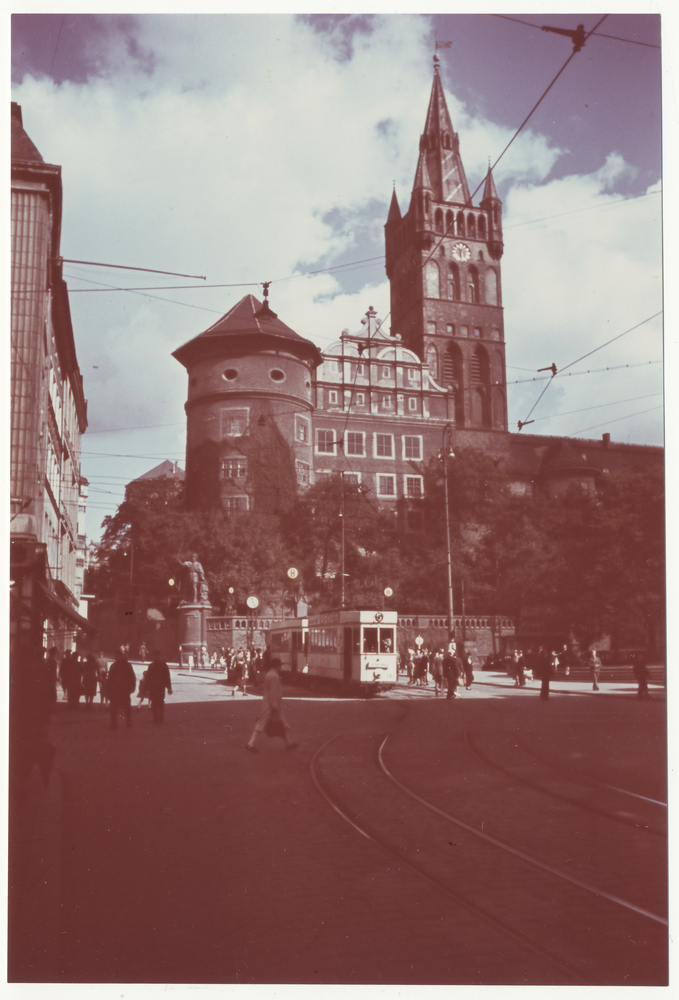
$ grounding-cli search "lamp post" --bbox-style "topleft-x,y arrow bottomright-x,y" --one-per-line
442,423 -> 455,643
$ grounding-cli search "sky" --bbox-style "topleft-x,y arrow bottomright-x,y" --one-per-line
10,9 -> 668,544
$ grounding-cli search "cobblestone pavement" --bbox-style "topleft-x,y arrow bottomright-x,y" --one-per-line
9,667 -> 667,989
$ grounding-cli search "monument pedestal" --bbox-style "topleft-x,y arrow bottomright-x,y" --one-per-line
178,602 -> 211,668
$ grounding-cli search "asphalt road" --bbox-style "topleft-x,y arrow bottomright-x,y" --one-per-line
9,668 -> 667,988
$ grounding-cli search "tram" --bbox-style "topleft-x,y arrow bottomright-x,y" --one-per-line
267,609 -> 398,694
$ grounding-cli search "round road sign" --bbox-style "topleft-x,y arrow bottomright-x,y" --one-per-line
246,596 -> 259,609
384,587 -> 393,597
287,567 -> 299,579
415,635 -> 424,647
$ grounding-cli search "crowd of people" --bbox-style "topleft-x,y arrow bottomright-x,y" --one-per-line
400,645 -> 474,699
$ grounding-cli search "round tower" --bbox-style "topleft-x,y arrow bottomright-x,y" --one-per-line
172,293 -> 322,512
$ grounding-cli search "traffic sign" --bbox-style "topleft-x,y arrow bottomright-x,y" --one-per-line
384,587 -> 393,597
287,567 -> 299,579
246,596 -> 259,609
415,635 -> 424,647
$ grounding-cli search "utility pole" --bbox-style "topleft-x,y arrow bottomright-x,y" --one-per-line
442,423 -> 455,643
340,473 -> 346,609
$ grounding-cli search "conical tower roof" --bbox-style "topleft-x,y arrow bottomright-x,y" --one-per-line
11,103 -> 44,163
412,149 -> 432,192
481,165 -> 500,204
418,62 -> 470,205
172,294 -> 322,369
386,187 -> 402,225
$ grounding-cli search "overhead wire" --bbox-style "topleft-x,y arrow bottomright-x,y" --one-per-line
568,406 -> 663,437
490,13 -> 660,49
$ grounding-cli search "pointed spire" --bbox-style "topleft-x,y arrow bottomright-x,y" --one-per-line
481,165 -> 500,204
386,186 -> 402,226
417,65 -> 470,204
412,150 -> 432,192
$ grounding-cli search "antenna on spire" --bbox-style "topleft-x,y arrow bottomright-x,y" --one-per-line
262,281 -> 271,301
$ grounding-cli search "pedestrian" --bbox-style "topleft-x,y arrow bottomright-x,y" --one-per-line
537,648 -> 554,700
443,646 -> 461,699
515,650 -> 526,687
463,652 -> 474,690
245,657 -> 298,752
145,654 -> 173,724
405,648 -> 415,683
81,654 -> 99,707
45,647 -> 59,704
137,669 -> 150,708
139,642 -> 148,663
431,649 -> 444,696
632,652 -> 650,700
107,646 -> 137,729
232,650 -> 247,696
588,650 -> 601,691
96,653 -> 109,705
59,650 -> 82,709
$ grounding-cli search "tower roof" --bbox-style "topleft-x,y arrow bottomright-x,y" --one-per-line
412,149 -> 432,192
386,187 -> 402,225
132,460 -> 185,483
481,166 -> 500,204
172,294 -> 322,369
418,63 -> 470,205
11,103 -> 44,163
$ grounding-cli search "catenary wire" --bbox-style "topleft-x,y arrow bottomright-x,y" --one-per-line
568,406 -> 663,437
490,14 -> 660,49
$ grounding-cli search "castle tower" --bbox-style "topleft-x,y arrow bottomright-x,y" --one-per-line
172,294 -> 322,511
385,58 -> 508,433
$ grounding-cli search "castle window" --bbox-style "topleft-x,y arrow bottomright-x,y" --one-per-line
222,409 -> 248,437
403,436 -> 422,460
491,328 -> 501,341
471,346 -> 489,385
225,496 -> 248,510
346,432 -> 364,456
467,267 -> 479,303
446,210 -> 454,234
296,461 -> 310,486
405,476 -> 423,498
408,397 -> 418,412
382,396 -> 393,409
355,363 -> 365,376
377,475 -> 396,496
478,216 -> 486,239
467,214 -> 476,239
381,366 -> 391,378
446,324 -> 454,335
459,325 -> 469,338
328,390 -> 338,405
426,345 -> 438,380
317,430 -> 335,454
375,434 -> 393,458
296,417 -> 309,442
434,209 -> 444,234
221,458 -> 247,480
448,263 -> 460,300
456,211 -> 465,237
473,327 -> 482,339
486,268 -> 498,305
425,261 -> 440,298
443,346 -> 461,385
407,368 -> 418,381
355,392 -> 365,406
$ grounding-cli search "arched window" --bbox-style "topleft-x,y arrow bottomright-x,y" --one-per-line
434,209 -> 444,234
445,210 -> 454,235
456,211 -> 465,237
493,388 -> 506,428
485,268 -> 498,305
467,266 -> 479,303
471,345 -> 489,385
478,215 -> 487,239
425,193 -> 432,215
443,344 -> 465,425
425,261 -> 440,298
467,214 -> 476,239
448,263 -> 460,301
426,345 -> 439,380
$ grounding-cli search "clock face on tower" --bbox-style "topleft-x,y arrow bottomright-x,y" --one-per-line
451,242 -> 471,262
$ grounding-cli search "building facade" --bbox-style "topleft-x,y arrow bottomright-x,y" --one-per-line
173,64 -> 661,525
10,102 -> 91,656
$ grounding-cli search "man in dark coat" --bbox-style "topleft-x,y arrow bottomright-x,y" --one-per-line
59,650 -> 82,709
107,647 -> 137,729
146,654 -> 173,724
536,647 -> 553,700
632,652 -> 650,700
443,647 -> 462,699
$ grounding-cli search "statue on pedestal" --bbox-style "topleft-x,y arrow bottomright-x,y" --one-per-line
176,552 -> 209,605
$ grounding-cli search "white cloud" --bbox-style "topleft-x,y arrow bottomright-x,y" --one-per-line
11,13 -> 663,538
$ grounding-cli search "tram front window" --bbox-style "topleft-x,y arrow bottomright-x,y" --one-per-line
363,628 -> 378,653
380,629 -> 394,653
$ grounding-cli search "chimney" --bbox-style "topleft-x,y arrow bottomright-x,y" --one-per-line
602,433 -> 610,449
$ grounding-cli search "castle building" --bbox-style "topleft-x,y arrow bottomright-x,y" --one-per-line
10,102 -> 91,655
174,64 -> 662,517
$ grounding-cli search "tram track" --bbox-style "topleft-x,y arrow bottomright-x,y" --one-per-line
309,707 -> 667,985
463,731 -> 667,838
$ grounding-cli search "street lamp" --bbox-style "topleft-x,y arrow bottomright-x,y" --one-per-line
441,423 -> 455,643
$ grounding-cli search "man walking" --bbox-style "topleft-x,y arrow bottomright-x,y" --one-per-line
246,658 -> 297,752
146,653 -> 173,724
588,649 -> 601,691
107,647 -> 137,729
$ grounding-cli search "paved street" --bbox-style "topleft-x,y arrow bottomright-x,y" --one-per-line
9,667 -> 667,989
